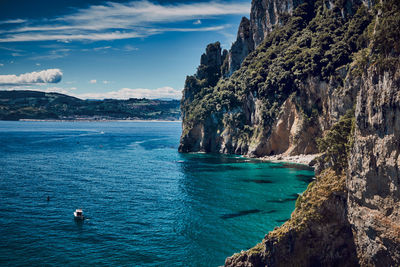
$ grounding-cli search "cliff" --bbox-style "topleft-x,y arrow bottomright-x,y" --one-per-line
347,65 -> 400,265
179,0 -> 371,155
180,0 -> 400,265
225,65 -> 400,267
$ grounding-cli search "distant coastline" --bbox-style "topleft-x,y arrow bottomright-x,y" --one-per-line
0,90 -> 181,121
17,119 -> 181,122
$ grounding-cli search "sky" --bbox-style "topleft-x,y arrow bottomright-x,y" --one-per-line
0,0 -> 250,99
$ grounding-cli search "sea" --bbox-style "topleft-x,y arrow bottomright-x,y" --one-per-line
0,121 -> 314,266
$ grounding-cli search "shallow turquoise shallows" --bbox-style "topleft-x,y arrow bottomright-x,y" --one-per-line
0,121 -> 314,266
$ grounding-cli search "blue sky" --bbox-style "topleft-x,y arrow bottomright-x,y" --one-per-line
0,0 -> 250,99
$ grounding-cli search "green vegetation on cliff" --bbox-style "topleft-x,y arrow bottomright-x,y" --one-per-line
317,109 -> 355,172
0,90 -> 180,121
181,0 -> 373,153
352,0 -> 400,75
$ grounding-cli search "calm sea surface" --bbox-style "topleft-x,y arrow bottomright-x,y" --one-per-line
0,121 -> 313,266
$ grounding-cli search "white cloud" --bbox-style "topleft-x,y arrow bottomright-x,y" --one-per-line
93,46 -> 112,51
0,32 -> 143,42
75,87 -> 181,100
0,19 -> 27,24
0,26 -> 228,42
0,1 -> 250,42
0,63 -> 3,67
0,69 -> 62,85
36,63 -> 41,66
103,80 -> 109,84
194,19 -> 202,25
90,79 -> 97,84
0,46 -> 24,52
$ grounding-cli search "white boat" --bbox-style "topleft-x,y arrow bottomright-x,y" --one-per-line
74,209 -> 84,220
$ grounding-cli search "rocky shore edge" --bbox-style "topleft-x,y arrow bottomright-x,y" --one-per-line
258,153 -> 321,166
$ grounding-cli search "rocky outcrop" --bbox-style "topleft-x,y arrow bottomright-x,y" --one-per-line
347,66 -> 400,265
180,0 -> 367,156
224,17 -> 255,77
179,68 -> 358,156
196,41 -> 225,86
250,0 -> 301,47
223,0 -> 305,78
246,96 -> 320,157
223,64 -> 400,267
225,169 -> 359,267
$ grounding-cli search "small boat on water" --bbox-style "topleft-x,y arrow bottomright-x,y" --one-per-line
74,209 -> 84,220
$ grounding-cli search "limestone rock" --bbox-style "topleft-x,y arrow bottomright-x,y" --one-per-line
250,0 -> 301,47
196,41 -> 223,86
224,17 -> 254,77
347,66 -> 400,265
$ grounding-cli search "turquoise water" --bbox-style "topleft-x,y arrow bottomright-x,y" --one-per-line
0,121 -> 313,266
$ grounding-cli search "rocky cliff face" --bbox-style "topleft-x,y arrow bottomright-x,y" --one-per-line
347,66 -> 400,265
224,64 -> 400,267
223,17 -> 254,77
180,0 -> 400,265
179,0 -> 371,156
250,0 -> 301,47
223,0 -> 304,78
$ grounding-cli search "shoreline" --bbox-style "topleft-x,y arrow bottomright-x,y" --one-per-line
258,153 -> 321,166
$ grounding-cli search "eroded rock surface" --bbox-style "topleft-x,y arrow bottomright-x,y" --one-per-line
348,67 -> 400,265
179,0 -> 400,265
225,170 -> 359,267
250,0 -> 301,47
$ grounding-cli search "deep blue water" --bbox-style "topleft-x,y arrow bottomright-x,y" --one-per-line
0,121 -> 314,266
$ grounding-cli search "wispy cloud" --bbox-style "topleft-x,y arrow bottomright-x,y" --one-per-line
30,48 -> 71,60
0,32 -> 142,42
0,0 -> 250,42
0,19 -> 27,24
90,79 -> 97,84
0,69 -> 62,85
93,46 -> 112,51
75,87 -> 181,99
0,46 -> 24,52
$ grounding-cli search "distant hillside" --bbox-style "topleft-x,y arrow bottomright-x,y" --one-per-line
0,90 -> 181,121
